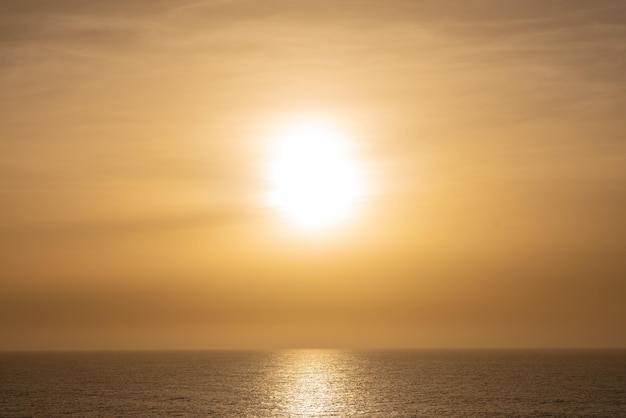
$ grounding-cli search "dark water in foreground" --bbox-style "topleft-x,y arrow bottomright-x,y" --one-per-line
1,350 -> 624,417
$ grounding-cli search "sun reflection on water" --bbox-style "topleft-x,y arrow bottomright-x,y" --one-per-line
274,350 -> 354,417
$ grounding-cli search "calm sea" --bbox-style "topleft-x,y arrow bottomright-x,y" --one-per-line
1,350 -> 624,417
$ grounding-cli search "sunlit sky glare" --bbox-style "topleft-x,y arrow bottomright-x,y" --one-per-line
266,116 -> 366,230
1,0 -> 625,350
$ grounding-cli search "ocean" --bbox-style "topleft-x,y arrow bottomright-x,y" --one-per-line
1,350 -> 624,417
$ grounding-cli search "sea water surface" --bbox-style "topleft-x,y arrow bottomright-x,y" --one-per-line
1,350 -> 625,417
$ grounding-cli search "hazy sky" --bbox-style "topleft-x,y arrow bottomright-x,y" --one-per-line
1,0 -> 625,350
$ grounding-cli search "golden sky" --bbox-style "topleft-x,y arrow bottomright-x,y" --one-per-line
1,0 -> 625,350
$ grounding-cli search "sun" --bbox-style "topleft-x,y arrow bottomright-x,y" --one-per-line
266,117 -> 365,230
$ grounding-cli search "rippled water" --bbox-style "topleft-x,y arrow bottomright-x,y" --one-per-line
1,350 -> 624,416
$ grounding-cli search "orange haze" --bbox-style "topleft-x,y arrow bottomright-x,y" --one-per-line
1,0 -> 625,350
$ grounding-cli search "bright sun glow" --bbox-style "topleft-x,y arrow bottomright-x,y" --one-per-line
267,117 -> 365,230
